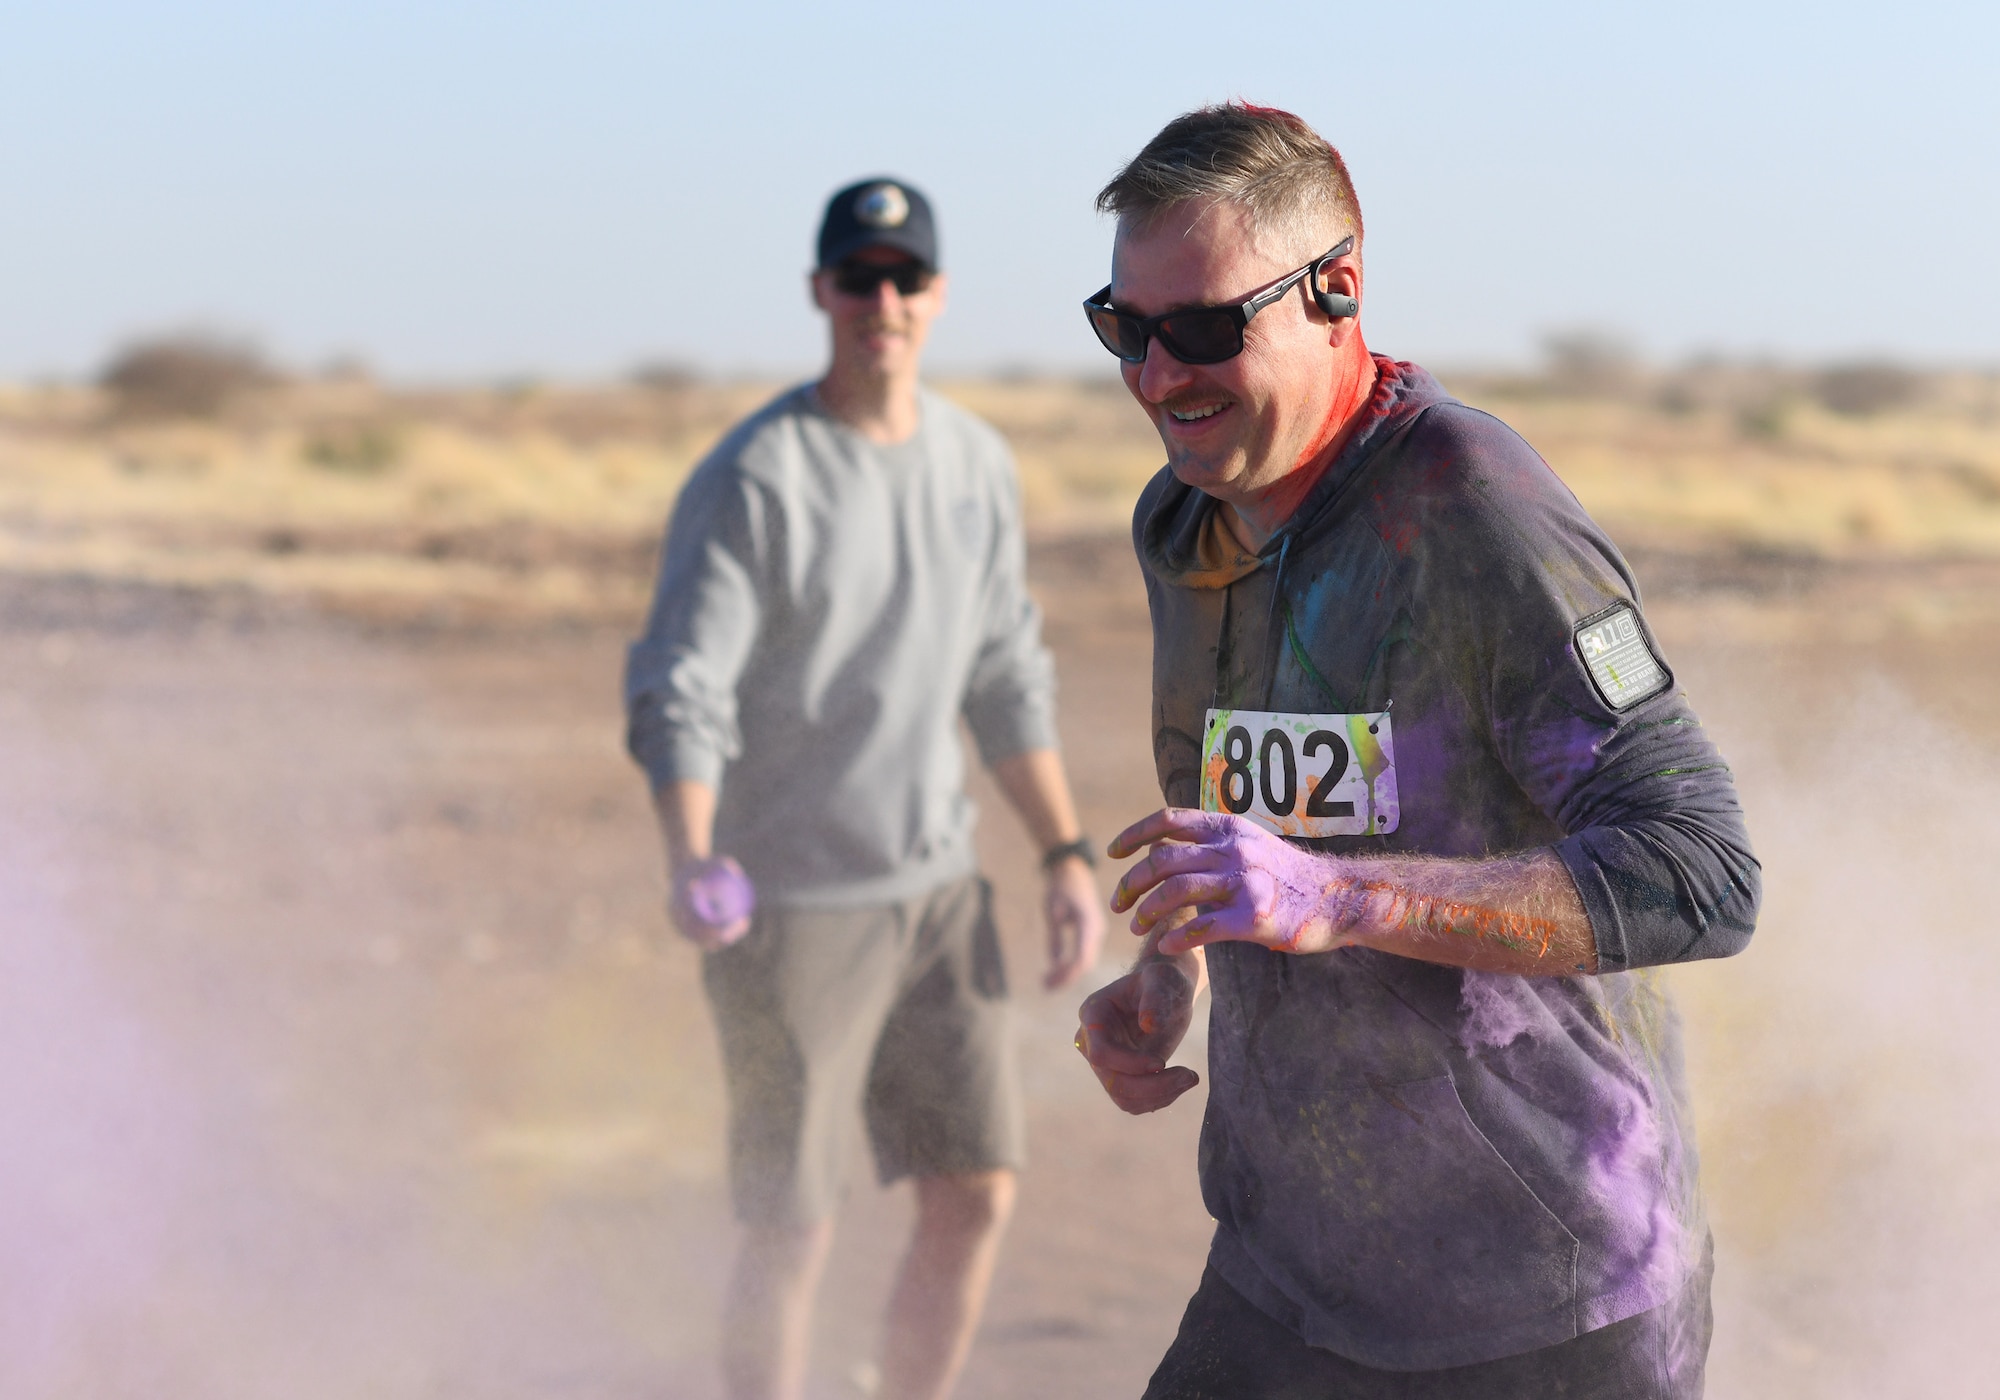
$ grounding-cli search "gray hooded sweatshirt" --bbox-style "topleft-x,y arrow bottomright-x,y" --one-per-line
1136,357 -> 1759,1370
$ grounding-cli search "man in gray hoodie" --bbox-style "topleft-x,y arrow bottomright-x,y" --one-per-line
626,179 -> 1103,1400
1075,106 -> 1759,1397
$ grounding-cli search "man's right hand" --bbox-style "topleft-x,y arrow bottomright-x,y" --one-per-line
670,855 -> 756,950
1075,953 -> 1202,1114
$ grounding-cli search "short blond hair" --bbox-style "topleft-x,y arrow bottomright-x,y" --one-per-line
1097,102 -> 1363,262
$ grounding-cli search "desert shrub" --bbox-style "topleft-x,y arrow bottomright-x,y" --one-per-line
495,376 -> 544,402
1737,397 -> 1792,440
1812,362 -> 1918,416
1542,329 -> 1641,397
1654,380 -> 1699,416
303,422 -> 402,475
100,335 -> 277,419
630,361 -> 702,392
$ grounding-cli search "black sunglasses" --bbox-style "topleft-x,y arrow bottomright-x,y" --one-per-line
1082,237 -> 1354,365
828,260 -> 935,297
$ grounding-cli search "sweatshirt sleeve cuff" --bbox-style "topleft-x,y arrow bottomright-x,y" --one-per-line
1554,831 -> 1632,972
627,711 -> 730,792
967,704 -> 1061,767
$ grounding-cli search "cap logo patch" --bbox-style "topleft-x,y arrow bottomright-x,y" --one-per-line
855,183 -> 910,229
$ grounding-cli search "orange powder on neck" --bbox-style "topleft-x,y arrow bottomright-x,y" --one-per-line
1258,339 -> 1379,527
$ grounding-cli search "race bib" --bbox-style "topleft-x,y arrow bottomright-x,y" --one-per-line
1200,708 -> 1399,838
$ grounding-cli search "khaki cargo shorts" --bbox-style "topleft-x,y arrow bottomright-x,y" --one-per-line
701,874 -> 1024,1226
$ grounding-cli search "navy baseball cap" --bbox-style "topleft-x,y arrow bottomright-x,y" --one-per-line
816,177 -> 938,270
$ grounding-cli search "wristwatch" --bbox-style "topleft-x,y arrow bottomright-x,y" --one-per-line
1040,835 -> 1098,871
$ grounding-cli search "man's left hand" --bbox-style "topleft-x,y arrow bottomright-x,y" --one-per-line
1109,807 -> 1347,957
1041,855 -> 1106,989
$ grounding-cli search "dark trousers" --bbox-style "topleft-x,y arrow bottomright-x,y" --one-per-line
1143,1243 -> 1714,1400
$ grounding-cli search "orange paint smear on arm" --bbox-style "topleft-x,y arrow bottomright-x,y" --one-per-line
1350,879 -> 1557,958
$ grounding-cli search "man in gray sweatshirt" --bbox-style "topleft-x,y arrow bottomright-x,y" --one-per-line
625,178 -> 1103,1400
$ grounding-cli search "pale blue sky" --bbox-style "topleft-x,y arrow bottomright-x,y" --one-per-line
3,0 -> 1994,379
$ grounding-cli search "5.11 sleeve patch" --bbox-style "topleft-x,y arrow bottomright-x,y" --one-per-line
1574,603 -> 1671,711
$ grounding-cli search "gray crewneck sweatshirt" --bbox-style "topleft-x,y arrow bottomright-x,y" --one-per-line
625,383 -> 1058,908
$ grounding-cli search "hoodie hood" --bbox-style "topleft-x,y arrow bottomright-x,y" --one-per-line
1138,356 -> 1451,590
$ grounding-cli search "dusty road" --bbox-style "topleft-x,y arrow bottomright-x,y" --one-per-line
3,542 -> 1997,1399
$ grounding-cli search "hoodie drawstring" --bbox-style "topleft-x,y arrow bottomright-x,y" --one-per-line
1266,535 -> 1297,990
1262,534 -> 1291,711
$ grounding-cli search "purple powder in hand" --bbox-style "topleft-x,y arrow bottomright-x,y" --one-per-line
687,861 -> 756,928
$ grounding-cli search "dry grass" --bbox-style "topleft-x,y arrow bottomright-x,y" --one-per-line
1455,370 -> 2000,560
4,366 -> 1998,621
0,377 -> 767,619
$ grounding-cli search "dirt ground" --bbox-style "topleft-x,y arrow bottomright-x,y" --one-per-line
4,538 -> 1998,1399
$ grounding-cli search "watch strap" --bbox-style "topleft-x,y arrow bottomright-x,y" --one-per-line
1041,836 -> 1098,871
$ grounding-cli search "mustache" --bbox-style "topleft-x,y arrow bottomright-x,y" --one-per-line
1156,391 -> 1233,416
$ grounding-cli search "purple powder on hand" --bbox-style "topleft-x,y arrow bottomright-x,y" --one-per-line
687,861 -> 756,928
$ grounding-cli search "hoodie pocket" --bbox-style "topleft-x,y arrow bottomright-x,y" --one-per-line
1217,1069 -> 1580,1351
